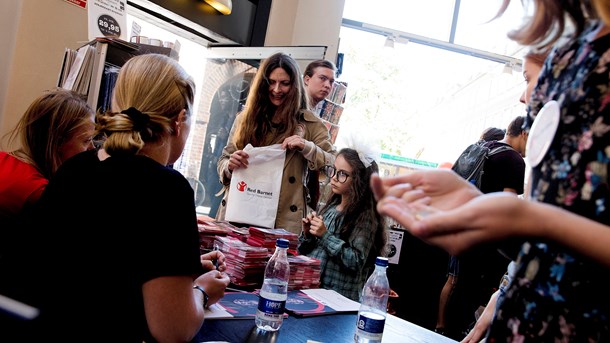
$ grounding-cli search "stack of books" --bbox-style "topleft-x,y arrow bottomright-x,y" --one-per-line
246,227 -> 299,252
287,255 -> 321,290
214,236 -> 269,287
197,221 -> 231,251
58,44 -> 96,96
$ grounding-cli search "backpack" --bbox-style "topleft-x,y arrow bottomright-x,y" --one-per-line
451,140 -> 514,189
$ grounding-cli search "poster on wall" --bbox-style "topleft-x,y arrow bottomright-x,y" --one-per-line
387,229 -> 404,265
88,0 -> 128,41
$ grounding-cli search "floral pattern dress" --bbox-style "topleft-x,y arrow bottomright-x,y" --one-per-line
487,20 -> 610,342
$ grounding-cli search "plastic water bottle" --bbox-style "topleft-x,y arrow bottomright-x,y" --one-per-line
255,238 -> 290,331
354,256 -> 390,343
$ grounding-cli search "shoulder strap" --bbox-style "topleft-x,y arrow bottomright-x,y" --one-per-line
488,143 -> 515,156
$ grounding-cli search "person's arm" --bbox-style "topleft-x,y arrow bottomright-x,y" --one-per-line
461,289 -> 499,343
300,112 -> 337,169
298,214 -> 318,254
308,212 -> 373,271
371,169 -> 610,267
143,271 -> 230,343
319,224 -> 373,271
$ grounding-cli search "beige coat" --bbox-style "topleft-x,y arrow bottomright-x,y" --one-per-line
216,109 -> 336,233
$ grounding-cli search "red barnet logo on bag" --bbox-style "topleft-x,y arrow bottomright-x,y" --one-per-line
237,181 -> 247,192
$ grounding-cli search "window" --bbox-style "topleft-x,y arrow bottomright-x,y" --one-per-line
338,0 -> 526,167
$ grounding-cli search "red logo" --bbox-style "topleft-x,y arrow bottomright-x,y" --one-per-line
236,181 -> 247,192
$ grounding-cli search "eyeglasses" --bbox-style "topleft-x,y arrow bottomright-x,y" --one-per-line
324,165 -> 351,183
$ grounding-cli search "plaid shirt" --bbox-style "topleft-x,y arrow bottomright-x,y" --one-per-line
297,205 -> 376,301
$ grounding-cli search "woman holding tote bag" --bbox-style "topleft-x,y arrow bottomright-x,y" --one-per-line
216,52 -> 336,234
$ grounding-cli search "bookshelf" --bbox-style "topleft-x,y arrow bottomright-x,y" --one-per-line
313,81 -> 347,144
58,37 -> 179,112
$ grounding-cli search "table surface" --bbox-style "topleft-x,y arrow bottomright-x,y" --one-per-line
195,312 -> 457,343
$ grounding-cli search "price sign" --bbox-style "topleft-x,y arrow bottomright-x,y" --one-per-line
88,0 -> 127,41
97,14 -> 121,36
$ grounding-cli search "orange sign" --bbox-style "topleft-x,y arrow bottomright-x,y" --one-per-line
65,0 -> 87,9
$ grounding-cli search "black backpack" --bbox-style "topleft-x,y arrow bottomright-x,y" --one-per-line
451,140 -> 514,189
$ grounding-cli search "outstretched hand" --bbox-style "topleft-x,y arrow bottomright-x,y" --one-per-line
370,169 -> 526,256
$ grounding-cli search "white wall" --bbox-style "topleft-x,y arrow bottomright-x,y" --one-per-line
0,0 -> 344,147
266,0 -> 345,65
0,0 -> 88,149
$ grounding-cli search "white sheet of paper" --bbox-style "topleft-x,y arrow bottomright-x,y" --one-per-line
301,288 -> 360,312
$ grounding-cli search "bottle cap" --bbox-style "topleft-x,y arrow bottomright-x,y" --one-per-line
375,256 -> 389,267
276,238 -> 289,248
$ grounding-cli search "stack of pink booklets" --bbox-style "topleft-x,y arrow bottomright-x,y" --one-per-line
214,236 -> 269,287
246,227 -> 299,252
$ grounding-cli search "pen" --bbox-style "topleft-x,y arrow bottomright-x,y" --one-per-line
212,243 -> 219,271
225,287 -> 250,293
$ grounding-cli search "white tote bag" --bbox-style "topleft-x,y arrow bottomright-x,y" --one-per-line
224,144 -> 286,229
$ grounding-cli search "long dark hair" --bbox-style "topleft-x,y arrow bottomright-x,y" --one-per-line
319,148 -> 388,257
234,52 -> 308,148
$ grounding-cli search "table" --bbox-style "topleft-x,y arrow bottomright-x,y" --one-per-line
195,312 -> 457,343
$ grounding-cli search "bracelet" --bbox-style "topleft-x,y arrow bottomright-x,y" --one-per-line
193,285 -> 209,308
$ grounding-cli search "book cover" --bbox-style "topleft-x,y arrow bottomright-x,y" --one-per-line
205,291 -> 290,320
284,290 -> 337,317
205,291 -> 260,320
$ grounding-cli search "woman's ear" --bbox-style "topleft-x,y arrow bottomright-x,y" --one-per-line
174,109 -> 187,135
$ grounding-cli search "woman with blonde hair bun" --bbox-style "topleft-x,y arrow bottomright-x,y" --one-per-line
14,54 -> 230,342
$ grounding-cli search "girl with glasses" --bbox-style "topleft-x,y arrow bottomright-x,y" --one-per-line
298,147 -> 388,301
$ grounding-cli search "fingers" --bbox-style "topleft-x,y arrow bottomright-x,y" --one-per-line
201,260 -> 215,271
201,250 -> 223,261
229,150 -> 249,171
370,174 -> 385,201
201,251 -> 227,272
308,215 -> 326,237
371,173 -> 424,202
281,135 -> 305,150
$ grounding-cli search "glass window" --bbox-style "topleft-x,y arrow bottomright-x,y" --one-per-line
337,26 -> 524,168
342,0 -> 457,41
453,0 -> 524,55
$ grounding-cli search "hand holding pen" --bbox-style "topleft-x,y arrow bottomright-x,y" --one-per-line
200,249 -> 227,273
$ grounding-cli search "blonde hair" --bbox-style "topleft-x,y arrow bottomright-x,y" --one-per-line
97,54 -> 195,156
1,88 -> 94,178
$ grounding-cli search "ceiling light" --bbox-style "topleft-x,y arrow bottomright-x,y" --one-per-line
204,0 -> 232,15
502,62 -> 513,75
384,35 -> 395,48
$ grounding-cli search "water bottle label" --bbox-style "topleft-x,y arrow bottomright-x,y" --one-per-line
356,313 -> 385,337
257,296 -> 286,315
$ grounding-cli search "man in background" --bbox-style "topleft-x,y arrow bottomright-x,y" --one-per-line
303,59 -> 336,114
436,116 -> 527,339
303,60 -> 337,209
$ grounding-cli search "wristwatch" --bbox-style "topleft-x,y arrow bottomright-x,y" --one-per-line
193,285 -> 209,308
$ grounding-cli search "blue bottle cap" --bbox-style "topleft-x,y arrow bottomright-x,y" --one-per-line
375,256 -> 389,267
276,238 -> 289,248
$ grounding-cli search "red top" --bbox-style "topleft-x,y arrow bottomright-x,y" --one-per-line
0,151 -> 48,217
